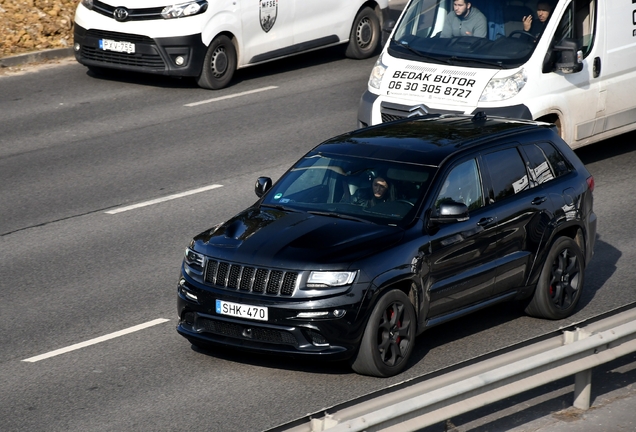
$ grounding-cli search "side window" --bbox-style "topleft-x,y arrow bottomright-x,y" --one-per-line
553,0 -> 596,57
522,143 -> 555,186
522,142 -> 571,186
537,142 -> 571,178
435,159 -> 483,211
483,147 -> 529,202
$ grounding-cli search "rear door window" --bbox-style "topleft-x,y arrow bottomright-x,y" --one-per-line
483,147 -> 529,202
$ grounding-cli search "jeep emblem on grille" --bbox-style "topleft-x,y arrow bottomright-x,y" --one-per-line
113,7 -> 129,22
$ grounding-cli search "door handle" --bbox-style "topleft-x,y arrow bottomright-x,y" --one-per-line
477,217 -> 494,226
532,196 -> 547,205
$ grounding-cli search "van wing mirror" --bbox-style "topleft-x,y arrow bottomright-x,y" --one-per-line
255,177 -> 272,198
381,19 -> 396,46
553,39 -> 583,73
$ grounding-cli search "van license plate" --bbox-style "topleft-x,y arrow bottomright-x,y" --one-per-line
99,39 -> 135,54
216,299 -> 268,321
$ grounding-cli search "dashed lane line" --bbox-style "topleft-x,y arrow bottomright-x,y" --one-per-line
22,318 -> 170,363
105,184 -> 223,214
184,86 -> 278,107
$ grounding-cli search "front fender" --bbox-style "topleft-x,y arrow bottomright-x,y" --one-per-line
201,8 -> 241,53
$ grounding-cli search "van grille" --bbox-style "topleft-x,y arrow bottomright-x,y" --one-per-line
89,0 -> 170,21
380,101 -> 461,123
81,30 -> 166,68
205,260 -> 298,296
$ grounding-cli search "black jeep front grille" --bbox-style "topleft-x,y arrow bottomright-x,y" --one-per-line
204,260 -> 298,296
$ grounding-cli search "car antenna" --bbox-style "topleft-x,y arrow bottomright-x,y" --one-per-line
472,111 -> 487,122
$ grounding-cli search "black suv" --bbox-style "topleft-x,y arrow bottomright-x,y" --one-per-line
177,114 -> 596,377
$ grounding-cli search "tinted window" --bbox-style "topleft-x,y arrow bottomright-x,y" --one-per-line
262,153 -> 435,226
435,159 -> 483,211
484,148 -> 529,201
522,142 -> 571,186
523,143 -> 555,186
537,142 -> 570,177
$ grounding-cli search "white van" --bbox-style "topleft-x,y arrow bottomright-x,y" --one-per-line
358,0 -> 636,149
73,0 -> 389,89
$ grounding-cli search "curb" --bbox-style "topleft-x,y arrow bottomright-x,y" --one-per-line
0,48 -> 75,68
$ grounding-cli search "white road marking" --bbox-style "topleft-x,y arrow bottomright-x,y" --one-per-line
22,318 -> 170,363
184,85 -> 278,107
106,184 -> 223,214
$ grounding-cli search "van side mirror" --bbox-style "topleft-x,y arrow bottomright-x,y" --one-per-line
255,177 -> 272,198
553,39 -> 583,73
429,201 -> 469,224
381,19 -> 396,47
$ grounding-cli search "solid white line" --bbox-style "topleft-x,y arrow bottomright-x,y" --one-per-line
184,85 -> 279,107
22,318 -> 170,363
106,184 -> 223,214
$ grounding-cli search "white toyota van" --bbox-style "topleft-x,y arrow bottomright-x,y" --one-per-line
358,0 -> 636,149
73,0 -> 389,89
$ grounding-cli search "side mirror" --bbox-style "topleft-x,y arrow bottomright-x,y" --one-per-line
553,39 -> 583,73
255,177 -> 272,198
429,201 -> 469,224
381,19 -> 395,46
382,19 -> 396,34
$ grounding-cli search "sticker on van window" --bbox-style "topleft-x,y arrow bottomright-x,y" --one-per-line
260,0 -> 278,33
274,193 -> 283,200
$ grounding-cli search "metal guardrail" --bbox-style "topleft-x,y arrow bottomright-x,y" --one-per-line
270,305 -> 636,432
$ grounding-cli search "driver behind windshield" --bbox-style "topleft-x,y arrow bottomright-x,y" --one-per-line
352,176 -> 396,207
440,0 -> 488,38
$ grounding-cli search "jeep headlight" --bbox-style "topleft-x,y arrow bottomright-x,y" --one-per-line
306,271 -> 357,288
368,55 -> 387,90
479,68 -> 527,102
161,0 -> 208,19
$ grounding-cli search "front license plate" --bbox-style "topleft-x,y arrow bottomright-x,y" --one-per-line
99,38 -> 135,54
216,299 -> 268,321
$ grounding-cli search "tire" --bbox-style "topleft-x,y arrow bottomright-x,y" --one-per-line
345,7 -> 381,59
351,289 -> 416,377
525,237 -> 585,320
197,35 -> 237,90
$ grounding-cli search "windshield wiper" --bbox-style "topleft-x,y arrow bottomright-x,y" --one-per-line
307,211 -> 375,224
260,203 -> 302,213
448,56 -> 504,68
396,40 -> 452,64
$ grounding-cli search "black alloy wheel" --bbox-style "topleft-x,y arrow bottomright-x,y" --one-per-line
351,289 -> 416,377
525,237 -> 585,320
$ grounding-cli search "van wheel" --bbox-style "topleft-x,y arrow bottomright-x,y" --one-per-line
345,7 -> 381,59
351,289 -> 416,377
197,35 -> 236,90
525,237 -> 584,320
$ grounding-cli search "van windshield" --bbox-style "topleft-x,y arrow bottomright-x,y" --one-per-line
391,0 -> 555,68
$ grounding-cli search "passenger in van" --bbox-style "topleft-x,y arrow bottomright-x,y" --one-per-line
522,1 -> 553,40
440,0 -> 488,38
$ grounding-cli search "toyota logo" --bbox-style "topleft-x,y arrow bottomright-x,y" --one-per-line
113,7 -> 129,22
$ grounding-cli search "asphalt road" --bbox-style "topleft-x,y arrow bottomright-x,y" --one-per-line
1,46 -> 636,431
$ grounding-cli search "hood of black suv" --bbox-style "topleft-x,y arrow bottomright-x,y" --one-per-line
192,206 -> 403,268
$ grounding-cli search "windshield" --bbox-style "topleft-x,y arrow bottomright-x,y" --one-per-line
261,153 -> 436,226
391,0 -> 556,68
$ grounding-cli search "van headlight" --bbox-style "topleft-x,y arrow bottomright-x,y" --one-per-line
479,68 -> 527,102
368,55 -> 387,90
161,0 -> 208,19
306,271 -> 357,288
